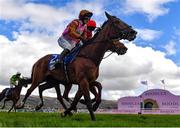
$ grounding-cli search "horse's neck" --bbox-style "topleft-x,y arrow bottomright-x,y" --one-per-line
78,21 -> 110,66
79,42 -> 109,66
15,85 -> 22,94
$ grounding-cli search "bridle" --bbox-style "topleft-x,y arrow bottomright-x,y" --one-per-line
109,18 -> 133,40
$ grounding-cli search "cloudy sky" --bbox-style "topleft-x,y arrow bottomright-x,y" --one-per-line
1,0 -> 180,100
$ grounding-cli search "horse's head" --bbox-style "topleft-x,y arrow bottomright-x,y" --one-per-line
105,12 -> 137,41
18,77 -> 29,88
109,39 -> 128,55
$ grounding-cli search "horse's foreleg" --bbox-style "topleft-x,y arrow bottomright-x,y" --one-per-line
62,88 -> 83,117
63,83 -> 73,103
79,79 -> 95,121
8,101 -> 16,113
78,86 -> 97,104
79,81 -> 102,109
54,85 -> 67,110
35,83 -> 51,111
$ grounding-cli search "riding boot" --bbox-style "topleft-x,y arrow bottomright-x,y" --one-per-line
54,49 -> 70,69
59,49 -> 70,63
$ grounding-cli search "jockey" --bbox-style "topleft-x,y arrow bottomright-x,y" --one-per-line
87,19 -> 96,39
5,72 -> 21,96
58,9 -> 93,62
10,72 -> 21,87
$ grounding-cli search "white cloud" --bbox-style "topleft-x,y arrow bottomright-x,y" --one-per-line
1,36 -> 180,100
102,90 -> 136,100
0,35 -> 11,44
122,0 -> 176,22
136,28 -> 162,41
0,0 -> 104,35
164,40 -> 176,55
97,42 -> 180,99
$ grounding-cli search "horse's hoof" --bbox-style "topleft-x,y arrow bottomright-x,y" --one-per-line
72,107 -> 77,113
35,106 -> 40,111
68,112 -> 73,116
60,112 -> 66,117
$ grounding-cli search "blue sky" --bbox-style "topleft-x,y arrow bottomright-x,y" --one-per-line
1,0 -> 180,100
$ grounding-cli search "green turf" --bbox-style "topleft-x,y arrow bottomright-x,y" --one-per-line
0,112 -> 179,127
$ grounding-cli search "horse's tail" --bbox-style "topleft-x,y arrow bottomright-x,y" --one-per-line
0,88 -> 8,102
29,63 -> 35,83
19,65 -> 35,86
25,64 -> 36,84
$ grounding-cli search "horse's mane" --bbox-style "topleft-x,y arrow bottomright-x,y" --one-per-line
91,20 -> 108,40
83,20 -> 108,45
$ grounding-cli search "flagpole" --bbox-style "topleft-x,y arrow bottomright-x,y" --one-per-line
140,80 -> 148,90
161,80 -> 165,90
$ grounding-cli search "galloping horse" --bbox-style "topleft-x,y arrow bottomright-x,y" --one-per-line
35,39 -> 126,111
0,78 -> 29,113
17,12 -> 137,120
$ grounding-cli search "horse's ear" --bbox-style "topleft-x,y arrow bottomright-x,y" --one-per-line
105,11 -> 113,20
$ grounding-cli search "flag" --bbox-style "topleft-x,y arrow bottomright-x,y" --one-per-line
161,80 -> 165,84
141,80 -> 148,85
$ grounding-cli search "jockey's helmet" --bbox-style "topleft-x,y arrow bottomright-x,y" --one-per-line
16,72 -> 21,75
79,10 -> 93,20
87,20 -> 96,28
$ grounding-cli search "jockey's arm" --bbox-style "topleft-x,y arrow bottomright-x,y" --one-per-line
68,21 -> 81,39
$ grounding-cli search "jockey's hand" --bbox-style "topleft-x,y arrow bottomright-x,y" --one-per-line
79,41 -> 83,46
79,36 -> 86,42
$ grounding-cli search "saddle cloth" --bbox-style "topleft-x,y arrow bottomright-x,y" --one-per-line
48,44 -> 81,70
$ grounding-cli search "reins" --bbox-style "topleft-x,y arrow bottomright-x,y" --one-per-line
103,51 -> 113,59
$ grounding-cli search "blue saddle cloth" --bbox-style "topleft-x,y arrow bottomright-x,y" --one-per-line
48,45 -> 81,70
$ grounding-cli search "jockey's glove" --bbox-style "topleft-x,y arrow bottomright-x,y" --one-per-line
79,41 -> 83,46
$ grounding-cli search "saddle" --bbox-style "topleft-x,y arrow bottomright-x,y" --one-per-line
5,88 -> 13,97
48,44 -> 82,70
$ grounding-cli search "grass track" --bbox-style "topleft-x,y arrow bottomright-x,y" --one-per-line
0,112 -> 180,127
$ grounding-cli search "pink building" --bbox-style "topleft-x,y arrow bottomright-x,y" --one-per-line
117,89 -> 180,114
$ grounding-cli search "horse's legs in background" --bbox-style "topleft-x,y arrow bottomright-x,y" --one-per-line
79,81 -> 102,111
91,81 -> 102,111
18,81 -> 39,108
14,102 -> 17,113
1,98 -> 10,109
35,82 -> 52,111
54,85 -> 68,110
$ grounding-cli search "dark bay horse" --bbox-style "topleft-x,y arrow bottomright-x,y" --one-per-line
0,78 -> 29,113
35,39 -> 125,111
17,12 -> 137,120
